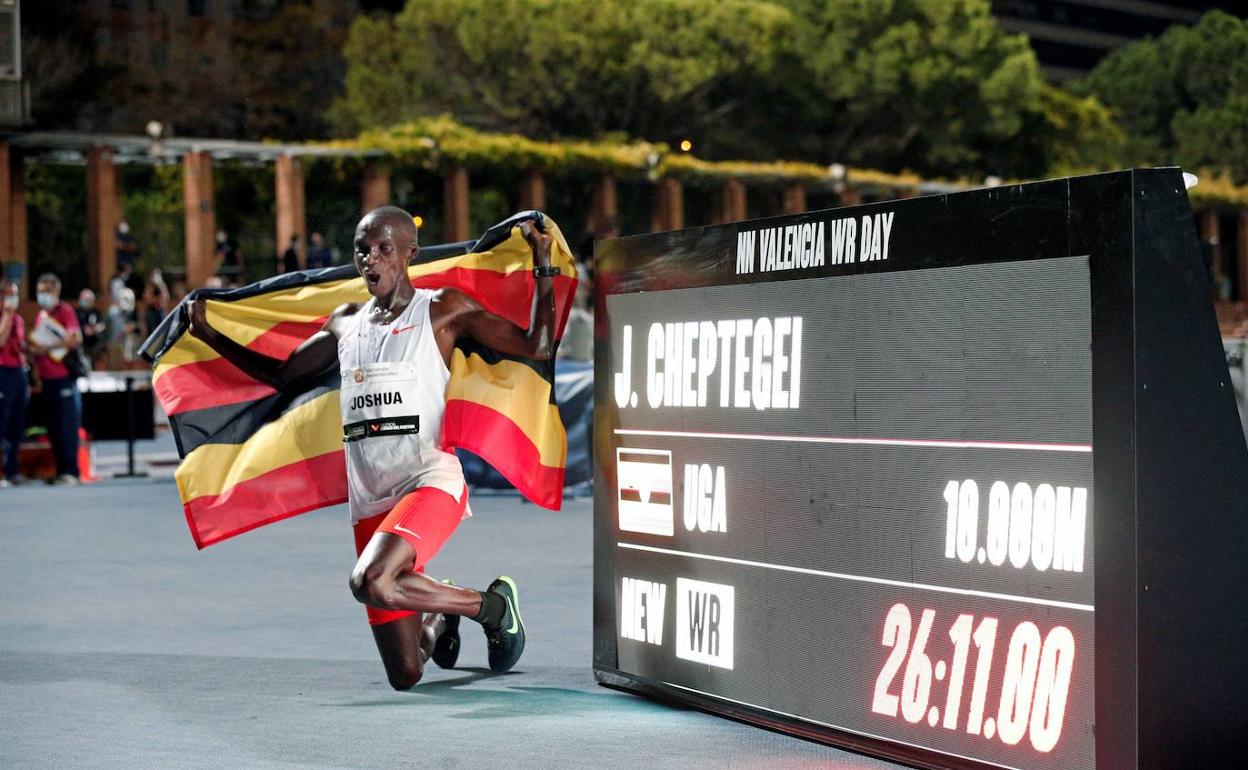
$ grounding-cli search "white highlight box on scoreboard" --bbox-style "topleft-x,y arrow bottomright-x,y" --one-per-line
675,577 -> 735,669
616,448 -> 674,536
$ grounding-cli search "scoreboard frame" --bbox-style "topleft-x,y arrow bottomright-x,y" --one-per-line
591,169 -> 1248,770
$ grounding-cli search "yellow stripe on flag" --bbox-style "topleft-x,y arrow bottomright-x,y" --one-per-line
447,351 -> 566,467
175,390 -> 343,502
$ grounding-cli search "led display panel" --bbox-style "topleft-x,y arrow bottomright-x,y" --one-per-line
592,170 -> 1248,770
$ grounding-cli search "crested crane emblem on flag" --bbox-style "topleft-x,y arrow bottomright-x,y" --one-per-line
140,212 -> 577,549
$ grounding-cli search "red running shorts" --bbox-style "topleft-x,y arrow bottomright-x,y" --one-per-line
352,485 -> 468,626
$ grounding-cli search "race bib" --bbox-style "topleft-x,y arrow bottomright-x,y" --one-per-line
340,360 -> 421,442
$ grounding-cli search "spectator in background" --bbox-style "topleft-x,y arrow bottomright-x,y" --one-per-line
215,229 -> 243,283
116,220 -> 140,269
76,289 -> 106,366
105,286 -> 138,369
306,231 -> 333,270
27,273 -> 83,485
169,279 -> 188,309
143,268 -> 170,340
557,263 -> 593,362
0,279 -> 28,486
280,234 -> 301,274
576,217 -> 616,283
109,261 -> 144,307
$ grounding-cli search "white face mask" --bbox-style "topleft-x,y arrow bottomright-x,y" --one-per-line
36,292 -> 57,309
2,295 -> 17,310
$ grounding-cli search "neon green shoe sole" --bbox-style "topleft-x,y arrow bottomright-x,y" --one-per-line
484,575 -> 525,672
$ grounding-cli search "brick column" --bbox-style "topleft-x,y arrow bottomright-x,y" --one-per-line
361,164 -> 391,215
114,173 -> 126,230
8,152 -> 26,296
0,143 -> 26,294
86,147 -> 121,296
275,154 -> 307,268
588,174 -> 618,233
183,151 -> 216,290
443,166 -> 470,243
839,187 -> 863,207
782,183 -> 807,215
518,168 -> 546,211
0,144 -> 10,278
650,177 -> 684,233
715,178 -> 747,224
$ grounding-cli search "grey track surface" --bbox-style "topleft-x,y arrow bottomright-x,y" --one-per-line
1,434 -> 903,769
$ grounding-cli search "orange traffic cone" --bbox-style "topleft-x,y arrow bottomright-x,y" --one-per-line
78,427 -> 97,482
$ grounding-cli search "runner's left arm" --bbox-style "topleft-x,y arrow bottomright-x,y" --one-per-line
187,298 -> 343,390
437,220 -> 557,361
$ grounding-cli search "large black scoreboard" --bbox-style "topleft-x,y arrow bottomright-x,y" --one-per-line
592,169 -> 1248,770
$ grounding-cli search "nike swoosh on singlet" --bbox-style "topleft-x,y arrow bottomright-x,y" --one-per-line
390,324 -> 418,335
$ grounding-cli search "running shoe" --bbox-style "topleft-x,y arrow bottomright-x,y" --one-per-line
431,579 -> 460,669
484,575 -> 525,672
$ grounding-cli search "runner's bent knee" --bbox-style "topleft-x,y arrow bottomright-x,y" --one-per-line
387,659 -> 424,690
349,556 -> 400,608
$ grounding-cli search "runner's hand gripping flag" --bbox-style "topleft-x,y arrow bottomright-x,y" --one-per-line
141,212 -> 577,548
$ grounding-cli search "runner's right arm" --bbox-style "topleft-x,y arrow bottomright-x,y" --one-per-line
187,298 -> 351,391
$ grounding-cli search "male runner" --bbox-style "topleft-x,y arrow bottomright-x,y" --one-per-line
187,206 -> 558,689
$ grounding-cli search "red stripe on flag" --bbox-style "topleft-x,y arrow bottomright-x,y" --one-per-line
413,267 -> 576,332
247,318 -> 326,359
441,398 -> 564,510
157,358 -> 276,416
158,320 -> 325,416
183,450 -> 347,549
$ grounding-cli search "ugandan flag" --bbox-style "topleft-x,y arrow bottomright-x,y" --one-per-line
140,212 -> 578,549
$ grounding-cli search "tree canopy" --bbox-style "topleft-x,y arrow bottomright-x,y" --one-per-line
1075,10 -> 1248,183
333,0 -> 1085,178
332,0 -> 791,146
767,0 -> 1045,174
23,2 -> 353,139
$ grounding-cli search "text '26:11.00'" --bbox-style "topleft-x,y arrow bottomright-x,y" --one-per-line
871,604 -> 1075,753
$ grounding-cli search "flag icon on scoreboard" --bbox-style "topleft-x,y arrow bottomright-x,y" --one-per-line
617,448 -> 674,536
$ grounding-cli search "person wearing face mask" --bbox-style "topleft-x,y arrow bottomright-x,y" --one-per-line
116,220 -> 139,270
106,287 -> 138,369
0,279 -> 28,486
27,273 -> 83,485
76,289 -> 106,367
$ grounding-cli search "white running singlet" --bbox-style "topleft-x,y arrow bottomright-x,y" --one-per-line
338,290 -> 466,523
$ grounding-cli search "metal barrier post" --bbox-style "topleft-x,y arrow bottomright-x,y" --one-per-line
114,373 -> 147,478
